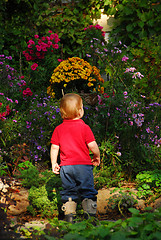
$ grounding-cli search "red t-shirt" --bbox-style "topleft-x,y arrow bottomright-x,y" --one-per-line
51,119 -> 95,166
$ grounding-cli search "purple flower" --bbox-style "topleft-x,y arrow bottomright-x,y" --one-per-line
146,127 -> 151,133
132,114 -> 137,119
56,108 -> 60,113
124,67 -> 136,73
122,56 -> 129,62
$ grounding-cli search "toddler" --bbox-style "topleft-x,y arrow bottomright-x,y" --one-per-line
50,93 -> 100,222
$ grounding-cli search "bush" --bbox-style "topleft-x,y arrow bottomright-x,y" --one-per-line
22,31 -> 61,92
47,57 -> 104,99
27,173 -> 62,217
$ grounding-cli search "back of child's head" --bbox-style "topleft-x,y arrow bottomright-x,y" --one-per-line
60,93 -> 82,119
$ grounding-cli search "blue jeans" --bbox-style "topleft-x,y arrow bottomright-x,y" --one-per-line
60,165 -> 98,202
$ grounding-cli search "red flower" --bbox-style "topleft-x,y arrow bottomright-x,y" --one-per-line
34,35 -> 39,39
31,63 -> 38,70
36,45 -> 41,51
23,88 -> 33,97
52,44 -> 59,49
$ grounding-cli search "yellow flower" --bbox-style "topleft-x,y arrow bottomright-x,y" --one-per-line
87,82 -> 94,87
48,57 -> 104,98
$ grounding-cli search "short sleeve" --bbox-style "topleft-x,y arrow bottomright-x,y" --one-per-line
51,127 -> 59,145
84,124 -> 95,144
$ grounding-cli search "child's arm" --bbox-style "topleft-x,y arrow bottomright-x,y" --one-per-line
50,144 -> 60,174
88,141 -> 100,166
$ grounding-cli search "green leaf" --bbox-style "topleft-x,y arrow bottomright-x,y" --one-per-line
128,208 -> 140,214
138,21 -> 144,28
126,24 -> 133,32
143,223 -> 153,231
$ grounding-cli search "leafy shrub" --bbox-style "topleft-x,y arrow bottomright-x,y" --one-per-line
108,191 -> 137,217
85,87 -> 161,178
130,36 -> 161,102
104,0 -> 161,46
22,31 -> 61,92
27,173 -> 62,217
18,93 -> 62,164
30,208 -> 161,239
94,167 -> 124,190
136,170 -> 161,199
18,166 -> 41,188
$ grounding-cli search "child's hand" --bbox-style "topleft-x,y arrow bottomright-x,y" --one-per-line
52,163 -> 60,174
92,156 -> 100,166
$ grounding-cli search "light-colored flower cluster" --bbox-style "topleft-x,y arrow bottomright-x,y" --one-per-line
47,57 -> 104,98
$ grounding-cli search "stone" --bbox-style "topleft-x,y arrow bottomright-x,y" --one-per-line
153,196 -> 161,210
97,187 -> 146,215
7,189 -> 29,215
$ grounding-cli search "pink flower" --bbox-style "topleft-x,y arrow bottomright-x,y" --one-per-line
46,36 -> 50,41
34,35 -> 39,39
27,44 -> 32,49
47,41 -> 52,47
52,44 -> 59,49
28,39 -> 35,45
54,37 -> 60,43
23,88 -> 33,97
31,63 -> 38,70
122,56 -> 129,62
50,34 -> 56,40
116,152 -> 121,156
36,45 -> 41,51
58,59 -> 63,62
132,114 -> 137,119
48,30 -> 52,33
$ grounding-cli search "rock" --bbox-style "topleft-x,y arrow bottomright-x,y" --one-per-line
97,187 -> 145,215
7,189 -> 29,215
153,196 -> 161,210
97,189 -> 111,214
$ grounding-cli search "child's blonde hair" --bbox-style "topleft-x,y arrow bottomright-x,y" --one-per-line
60,93 -> 83,119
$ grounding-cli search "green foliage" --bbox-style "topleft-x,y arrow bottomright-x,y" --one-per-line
27,208 -> 161,239
108,190 -> 137,217
27,173 -> 62,217
104,0 -> 161,46
22,31 -> 61,92
0,0 -> 52,64
18,165 -> 42,188
94,167 -> 124,190
0,0 -> 107,69
130,36 -> 161,102
136,170 -> 161,199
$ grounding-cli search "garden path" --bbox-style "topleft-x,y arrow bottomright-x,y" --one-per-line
1,177 -> 161,239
